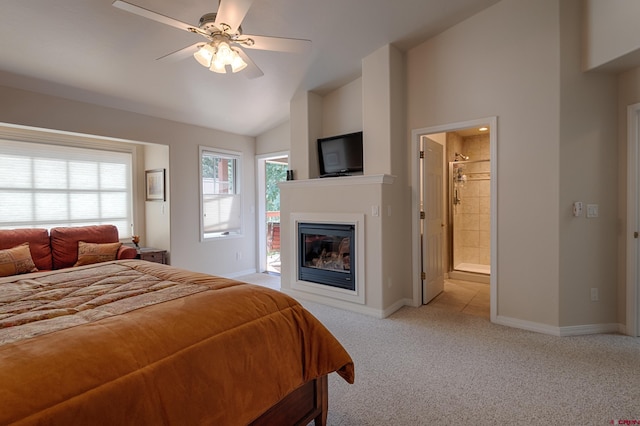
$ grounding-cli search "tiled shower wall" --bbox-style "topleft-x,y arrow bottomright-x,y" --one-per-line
452,134 -> 490,272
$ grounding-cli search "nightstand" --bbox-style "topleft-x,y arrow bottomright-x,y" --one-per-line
136,247 -> 167,264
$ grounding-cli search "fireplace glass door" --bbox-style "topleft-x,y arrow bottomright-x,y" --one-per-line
298,222 -> 355,291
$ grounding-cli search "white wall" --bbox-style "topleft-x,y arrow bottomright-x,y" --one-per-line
0,85 -> 257,278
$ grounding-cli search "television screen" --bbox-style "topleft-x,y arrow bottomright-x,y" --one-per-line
317,131 -> 363,177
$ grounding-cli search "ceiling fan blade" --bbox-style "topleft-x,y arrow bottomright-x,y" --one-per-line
215,0 -> 254,34
235,49 -> 264,79
112,0 -> 197,33
240,35 -> 311,53
156,43 -> 201,62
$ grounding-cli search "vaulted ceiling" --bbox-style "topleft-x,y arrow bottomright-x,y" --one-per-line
0,0 -> 499,136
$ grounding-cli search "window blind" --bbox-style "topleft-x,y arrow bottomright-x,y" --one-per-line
200,147 -> 242,238
0,139 -> 133,237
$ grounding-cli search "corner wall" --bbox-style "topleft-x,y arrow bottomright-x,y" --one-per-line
0,85 -> 257,278
407,0 -> 562,328
583,0 -> 640,71
559,0 -> 618,329
282,44 -> 411,316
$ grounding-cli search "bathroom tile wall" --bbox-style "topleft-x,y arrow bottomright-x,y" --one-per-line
453,134 -> 490,270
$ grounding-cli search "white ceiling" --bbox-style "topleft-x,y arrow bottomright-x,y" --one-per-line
0,0 -> 499,137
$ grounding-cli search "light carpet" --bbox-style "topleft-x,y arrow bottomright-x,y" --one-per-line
238,274 -> 640,425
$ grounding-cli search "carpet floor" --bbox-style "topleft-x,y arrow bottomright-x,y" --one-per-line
238,273 -> 640,425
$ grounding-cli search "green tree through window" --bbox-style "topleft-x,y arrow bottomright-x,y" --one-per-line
265,162 -> 287,218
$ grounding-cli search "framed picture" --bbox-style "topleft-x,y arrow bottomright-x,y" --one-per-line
145,169 -> 166,201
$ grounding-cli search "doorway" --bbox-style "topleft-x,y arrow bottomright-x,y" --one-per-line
256,152 -> 289,275
626,102 -> 640,337
412,117 -> 497,322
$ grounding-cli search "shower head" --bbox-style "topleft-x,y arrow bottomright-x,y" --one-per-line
455,152 -> 469,161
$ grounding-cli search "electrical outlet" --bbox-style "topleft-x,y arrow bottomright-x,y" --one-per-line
590,288 -> 599,302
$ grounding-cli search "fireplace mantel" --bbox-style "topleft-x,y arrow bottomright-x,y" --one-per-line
279,174 -> 395,188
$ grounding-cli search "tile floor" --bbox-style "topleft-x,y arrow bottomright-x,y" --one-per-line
238,273 -> 490,320
428,279 -> 490,319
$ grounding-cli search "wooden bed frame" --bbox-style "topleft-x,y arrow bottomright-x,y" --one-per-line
251,375 -> 329,426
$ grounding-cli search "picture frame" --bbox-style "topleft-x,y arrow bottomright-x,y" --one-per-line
145,169 -> 166,201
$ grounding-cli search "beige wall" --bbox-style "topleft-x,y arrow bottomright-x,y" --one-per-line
617,66 -> 640,325
583,0 -> 640,71
282,43 -> 410,316
3,0 -> 640,333
256,120 -> 290,155
143,143 -> 170,257
407,0 -> 623,331
0,85 -> 257,278
558,0 -> 618,327
290,91 -> 322,180
408,0 -> 562,327
322,78 -> 362,138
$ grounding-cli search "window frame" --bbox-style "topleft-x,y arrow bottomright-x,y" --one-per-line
199,145 -> 243,241
0,124 -> 137,240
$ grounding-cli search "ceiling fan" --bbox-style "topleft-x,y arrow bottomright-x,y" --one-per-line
112,0 -> 311,78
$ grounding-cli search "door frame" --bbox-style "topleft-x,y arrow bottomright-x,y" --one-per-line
626,103 -> 640,337
255,151 -> 289,273
411,117 -> 498,322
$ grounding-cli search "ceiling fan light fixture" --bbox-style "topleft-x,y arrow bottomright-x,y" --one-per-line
209,59 -> 227,73
204,41 -> 247,74
216,41 -> 233,63
193,44 -> 215,67
230,49 -> 247,73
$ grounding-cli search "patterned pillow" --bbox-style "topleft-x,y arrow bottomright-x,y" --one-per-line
0,243 -> 38,277
74,241 -> 122,266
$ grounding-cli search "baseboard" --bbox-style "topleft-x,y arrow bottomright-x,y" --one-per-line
495,315 -> 561,336
495,315 -> 624,337
558,323 -> 622,336
281,288 -> 410,318
224,268 -> 258,279
447,270 -> 490,284
382,298 -> 414,318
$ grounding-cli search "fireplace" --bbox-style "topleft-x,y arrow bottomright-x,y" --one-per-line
298,222 -> 355,291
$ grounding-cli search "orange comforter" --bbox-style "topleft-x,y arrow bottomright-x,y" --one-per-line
0,260 -> 354,425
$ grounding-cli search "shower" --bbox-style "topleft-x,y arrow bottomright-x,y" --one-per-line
448,138 -> 491,280
455,152 -> 469,161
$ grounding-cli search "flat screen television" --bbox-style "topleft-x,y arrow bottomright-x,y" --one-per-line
317,131 -> 363,177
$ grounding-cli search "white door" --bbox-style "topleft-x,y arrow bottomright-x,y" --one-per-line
627,102 -> 640,337
422,137 -> 445,303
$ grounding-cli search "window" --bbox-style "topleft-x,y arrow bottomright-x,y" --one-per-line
0,139 -> 133,238
200,146 -> 242,239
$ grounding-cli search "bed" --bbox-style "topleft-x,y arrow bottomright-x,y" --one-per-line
0,260 -> 354,425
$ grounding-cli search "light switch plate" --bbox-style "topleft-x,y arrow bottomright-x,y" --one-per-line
586,204 -> 599,218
